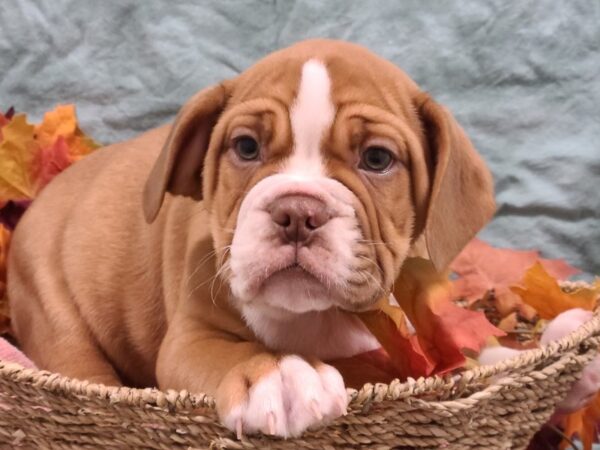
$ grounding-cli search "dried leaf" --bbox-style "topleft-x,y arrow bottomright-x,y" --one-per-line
328,348 -> 398,389
359,306 -> 433,379
35,104 -> 99,162
512,263 -> 599,320
359,258 -> 504,379
561,393 -> 600,450
451,239 -> 580,319
0,115 -> 36,201
394,258 -> 505,375
32,136 -> 72,192
497,312 -> 518,332
0,111 -> 10,140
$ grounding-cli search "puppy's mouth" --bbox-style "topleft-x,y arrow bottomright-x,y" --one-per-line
259,258 -> 327,293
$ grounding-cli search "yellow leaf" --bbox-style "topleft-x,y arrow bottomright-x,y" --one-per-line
511,262 -> 599,320
0,115 -> 36,201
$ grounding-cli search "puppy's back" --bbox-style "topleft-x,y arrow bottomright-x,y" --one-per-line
8,125 -> 171,386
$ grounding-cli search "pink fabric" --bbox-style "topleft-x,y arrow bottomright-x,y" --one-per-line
0,337 -> 36,369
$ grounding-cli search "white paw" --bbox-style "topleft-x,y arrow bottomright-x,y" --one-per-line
222,356 -> 348,438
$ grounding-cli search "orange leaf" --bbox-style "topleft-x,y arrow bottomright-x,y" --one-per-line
561,392 -> 600,450
0,112 -> 9,140
0,115 -> 37,202
34,104 -> 98,163
511,263 -> 599,320
35,105 -> 78,149
451,239 -> 580,308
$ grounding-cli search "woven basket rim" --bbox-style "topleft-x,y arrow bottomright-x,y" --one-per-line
1,307 -> 599,413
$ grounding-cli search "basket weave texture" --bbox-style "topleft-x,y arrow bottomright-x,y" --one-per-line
0,309 -> 599,450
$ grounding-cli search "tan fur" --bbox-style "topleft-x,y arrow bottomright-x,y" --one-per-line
8,39 -> 495,427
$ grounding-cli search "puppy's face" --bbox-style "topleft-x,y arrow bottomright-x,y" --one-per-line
209,59 -> 423,317
144,39 -> 495,322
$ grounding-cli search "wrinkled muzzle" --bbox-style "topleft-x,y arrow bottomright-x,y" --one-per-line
227,174 -> 384,314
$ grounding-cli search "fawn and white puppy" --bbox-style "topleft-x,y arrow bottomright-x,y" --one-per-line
8,39 -> 495,437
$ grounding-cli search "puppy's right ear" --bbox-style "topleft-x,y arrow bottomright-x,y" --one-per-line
143,83 -> 229,223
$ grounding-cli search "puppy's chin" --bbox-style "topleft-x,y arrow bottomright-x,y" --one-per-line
247,267 -> 336,314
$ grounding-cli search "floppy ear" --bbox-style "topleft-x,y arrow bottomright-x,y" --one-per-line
415,92 -> 496,270
143,83 -> 229,223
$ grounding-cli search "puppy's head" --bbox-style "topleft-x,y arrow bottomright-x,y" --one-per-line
144,39 -> 495,318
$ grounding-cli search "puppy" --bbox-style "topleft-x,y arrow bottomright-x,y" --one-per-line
7,39 -> 495,437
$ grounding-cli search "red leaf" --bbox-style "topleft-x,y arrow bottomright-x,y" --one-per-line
359,258 -> 504,379
32,136 -> 72,193
359,308 -> 433,378
328,348 -> 399,389
395,258 -> 505,375
450,238 -> 580,319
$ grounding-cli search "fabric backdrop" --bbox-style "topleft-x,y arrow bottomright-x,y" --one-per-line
1,0 -> 598,275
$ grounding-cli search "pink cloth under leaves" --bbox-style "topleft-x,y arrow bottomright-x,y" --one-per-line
0,337 -> 36,369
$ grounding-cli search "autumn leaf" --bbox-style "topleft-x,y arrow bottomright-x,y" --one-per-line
395,258 -> 506,375
0,115 -> 37,202
561,393 -> 600,450
358,258 -> 505,379
451,239 -> 579,320
0,113 -> 10,141
32,136 -> 72,192
359,306 -> 433,379
35,104 -> 99,161
512,263 -> 600,320
328,348 -> 399,389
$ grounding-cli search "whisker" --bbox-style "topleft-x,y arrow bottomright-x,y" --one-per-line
357,255 -> 384,277
184,248 -> 219,290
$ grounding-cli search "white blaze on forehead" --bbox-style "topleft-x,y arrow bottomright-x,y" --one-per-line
286,59 -> 335,177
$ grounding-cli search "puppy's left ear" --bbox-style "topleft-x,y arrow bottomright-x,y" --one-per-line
416,93 -> 496,270
143,82 -> 230,223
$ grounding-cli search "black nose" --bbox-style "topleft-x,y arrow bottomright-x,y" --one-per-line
269,195 -> 331,243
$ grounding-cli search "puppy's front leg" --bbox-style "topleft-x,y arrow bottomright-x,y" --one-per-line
156,320 -> 348,438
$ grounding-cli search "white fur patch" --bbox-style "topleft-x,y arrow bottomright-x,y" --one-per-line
286,59 -> 335,177
241,305 -> 380,360
221,356 -> 347,438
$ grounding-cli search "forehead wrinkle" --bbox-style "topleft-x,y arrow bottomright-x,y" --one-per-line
286,59 -> 335,177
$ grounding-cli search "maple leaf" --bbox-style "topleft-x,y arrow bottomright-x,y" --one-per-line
34,105 -> 99,162
328,348 -> 399,389
32,136 -> 72,192
512,263 -> 599,320
359,305 -> 433,379
394,258 -> 506,375
0,115 -> 37,202
561,393 -> 600,450
451,239 -> 580,320
359,258 -> 504,379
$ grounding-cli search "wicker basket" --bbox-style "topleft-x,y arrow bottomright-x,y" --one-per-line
0,309 -> 598,450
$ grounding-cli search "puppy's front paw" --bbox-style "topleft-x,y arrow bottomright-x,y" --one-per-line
217,355 -> 348,438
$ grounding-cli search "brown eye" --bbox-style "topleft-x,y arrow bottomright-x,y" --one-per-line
360,146 -> 394,172
234,136 -> 260,161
